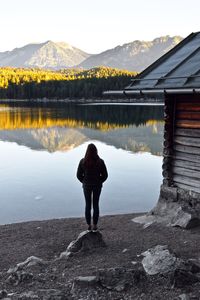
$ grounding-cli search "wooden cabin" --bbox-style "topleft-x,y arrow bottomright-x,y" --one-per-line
105,32 -> 200,228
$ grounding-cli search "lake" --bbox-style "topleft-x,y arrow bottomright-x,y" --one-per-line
0,102 -> 164,225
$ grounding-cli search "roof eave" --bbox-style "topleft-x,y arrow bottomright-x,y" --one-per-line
103,88 -> 200,96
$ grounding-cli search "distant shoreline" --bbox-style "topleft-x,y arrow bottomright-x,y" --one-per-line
0,98 -> 164,105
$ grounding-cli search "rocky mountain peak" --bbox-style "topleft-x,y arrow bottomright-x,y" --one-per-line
79,35 -> 183,71
0,35 -> 183,71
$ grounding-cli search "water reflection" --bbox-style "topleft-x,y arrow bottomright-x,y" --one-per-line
0,103 -> 164,155
0,103 -> 164,224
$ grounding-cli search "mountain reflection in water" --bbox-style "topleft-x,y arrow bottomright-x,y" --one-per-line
0,102 -> 164,224
0,103 -> 164,155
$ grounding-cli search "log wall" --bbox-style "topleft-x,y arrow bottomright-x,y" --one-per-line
169,95 -> 200,193
162,95 -> 175,186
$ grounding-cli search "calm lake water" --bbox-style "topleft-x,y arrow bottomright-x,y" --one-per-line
0,102 -> 164,224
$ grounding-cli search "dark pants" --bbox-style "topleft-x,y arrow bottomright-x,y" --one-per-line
83,186 -> 102,225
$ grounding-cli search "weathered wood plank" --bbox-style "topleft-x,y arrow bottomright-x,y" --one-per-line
172,159 -> 200,171
173,166 -> 200,180
175,128 -> 200,138
176,102 -> 200,111
173,181 -> 200,194
173,175 -> 200,188
176,120 -> 200,129
174,136 -> 200,147
174,144 -> 200,155
176,111 -> 200,120
173,151 -> 200,163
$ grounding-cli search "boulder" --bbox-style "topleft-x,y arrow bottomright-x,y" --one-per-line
188,258 -> 200,273
133,185 -> 200,229
171,259 -> 200,288
97,266 -> 146,291
6,271 -> 33,286
171,268 -> 199,288
60,230 -> 106,258
8,256 -> 47,274
141,245 -> 177,275
72,276 -> 98,290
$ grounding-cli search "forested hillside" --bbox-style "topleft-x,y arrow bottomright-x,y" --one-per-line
0,67 -> 137,99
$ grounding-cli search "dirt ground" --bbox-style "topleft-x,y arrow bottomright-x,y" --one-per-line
0,213 -> 200,299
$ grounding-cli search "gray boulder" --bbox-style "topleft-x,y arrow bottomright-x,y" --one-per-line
8,256 -> 47,274
171,259 -> 200,288
60,230 -> 106,258
97,266 -> 146,291
6,271 -> 33,286
72,276 -> 98,291
133,185 -> 200,229
141,245 -> 177,275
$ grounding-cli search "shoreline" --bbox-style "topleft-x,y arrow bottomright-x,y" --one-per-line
0,212 -> 144,227
0,212 -> 200,298
0,98 -> 164,104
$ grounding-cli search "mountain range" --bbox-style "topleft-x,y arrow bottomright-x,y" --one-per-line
0,41 -> 89,69
0,36 -> 183,72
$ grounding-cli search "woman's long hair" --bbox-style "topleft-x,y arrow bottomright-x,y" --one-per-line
84,143 -> 100,168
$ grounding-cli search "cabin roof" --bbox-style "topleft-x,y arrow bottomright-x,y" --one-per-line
128,32 -> 200,94
105,32 -> 200,96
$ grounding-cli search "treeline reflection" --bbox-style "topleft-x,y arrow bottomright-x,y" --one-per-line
0,103 -> 164,131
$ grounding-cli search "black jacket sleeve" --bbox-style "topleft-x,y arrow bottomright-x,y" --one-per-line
100,160 -> 108,183
76,159 -> 84,183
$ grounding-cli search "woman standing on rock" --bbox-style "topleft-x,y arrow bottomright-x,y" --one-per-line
77,143 -> 108,232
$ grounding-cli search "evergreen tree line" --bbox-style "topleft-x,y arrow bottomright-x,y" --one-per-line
0,67 -> 137,100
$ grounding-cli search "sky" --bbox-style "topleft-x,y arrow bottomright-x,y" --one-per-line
0,0 -> 200,54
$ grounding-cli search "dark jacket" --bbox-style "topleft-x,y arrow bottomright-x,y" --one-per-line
77,158 -> 108,187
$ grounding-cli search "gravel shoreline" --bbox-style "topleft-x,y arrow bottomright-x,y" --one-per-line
0,213 -> 200,299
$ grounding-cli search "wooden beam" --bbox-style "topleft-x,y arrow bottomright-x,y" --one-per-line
174,136 -> 200,147
173,166 -> 200,180
176,111 -> 200,119
176,102 -> 200,111
174,144 -> 200,155
173,174 -> 200,188
172,159 -> 200,171
176,120 -> 200,129
173,151 -> 200,163
175,128 -> 200,138
174,182 -> 200,194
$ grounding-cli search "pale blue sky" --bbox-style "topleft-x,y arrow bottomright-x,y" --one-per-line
1,0 -> 199,53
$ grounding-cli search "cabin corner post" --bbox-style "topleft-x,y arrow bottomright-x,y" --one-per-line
162,95 -> 175,187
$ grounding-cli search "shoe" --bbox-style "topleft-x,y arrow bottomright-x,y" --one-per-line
92,225 -> 98,232
87,225 -> 92,232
